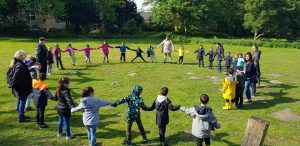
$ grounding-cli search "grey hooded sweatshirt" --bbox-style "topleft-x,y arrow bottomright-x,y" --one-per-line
180,106 -> 221,138
71,97 -> 112,125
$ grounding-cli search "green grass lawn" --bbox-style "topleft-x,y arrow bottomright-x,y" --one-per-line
0,38 -> 299,146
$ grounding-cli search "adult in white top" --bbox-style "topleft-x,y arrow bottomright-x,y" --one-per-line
157,35 -> 175,63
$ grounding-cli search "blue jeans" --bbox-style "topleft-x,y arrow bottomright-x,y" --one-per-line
17,98 -> 27,118
25,93 -> 33,109
58,115 -> 71,137
245,78 -> 256,100
86,124 -> 97,146
217,60 -> 222,72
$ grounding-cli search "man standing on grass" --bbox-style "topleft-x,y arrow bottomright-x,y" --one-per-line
35,37 -> 48,77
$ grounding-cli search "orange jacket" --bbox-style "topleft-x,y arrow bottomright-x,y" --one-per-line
32,79 -> 48,91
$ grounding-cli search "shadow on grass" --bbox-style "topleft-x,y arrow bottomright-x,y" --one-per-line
211,132 -> 240,146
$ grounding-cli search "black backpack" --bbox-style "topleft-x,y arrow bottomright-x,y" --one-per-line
6,67 -> 14,88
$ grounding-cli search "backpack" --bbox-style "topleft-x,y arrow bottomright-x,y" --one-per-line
6,67 -> 14,88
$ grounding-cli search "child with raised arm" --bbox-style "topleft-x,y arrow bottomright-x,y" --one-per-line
32,73 -> 53,128
53,44 -> 65,70
63,44 -> 78,66
146,44 -> 156,63
194,45 -> 205,67
79,44 -> 96,64
115,42 -> 131,63
205,48 -> 216,70
180,94 -> 221,146
129,47 -> 146,63
71,87 -> 113,146
97,41 -> 114,63
222,68 -> 237,110
145,87 -> 181,146
53,77 -> 76,139
112,85 -> 149,146
177,45 -> 189,65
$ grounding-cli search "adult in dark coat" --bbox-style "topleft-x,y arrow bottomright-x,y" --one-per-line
194,45 -> 205,67
244,52 -> 257,103
35,37 -> 48,76
252,44 -> 261,85
9,50 -> 32,122
145,87 -> 181,146
216,43 -> 225,73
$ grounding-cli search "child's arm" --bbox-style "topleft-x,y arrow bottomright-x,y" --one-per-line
210,112 -> 221,129
194,50 -> 198,53
71,101 -> 84,113
73,48 -> 78,51
180,106 -> 197,117
63,90 -> 76,109
115,46 -> 120,48
97,99 -> 113,107
141,100 -> 155,111
157,41 -> 164,48
112,96 -> 129,107
168,100 -> 181,111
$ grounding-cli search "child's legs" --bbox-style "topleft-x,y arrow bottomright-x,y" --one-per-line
153,55 -> 156,62
48,63 -> 52,74
209,61 -> 213,69
126,122 -> 133,142
56,58 -> 60,68
198,59 -> 201,66
63,116 -> 71,136
25,93 -> 32,109
131,56 -> 138,62
140,55 -> 146,62
71,55 -> 76,64
196,137 -> 204,146
136,117 -> 147,139
158,125 -> 166,142
181,56 -> 184,63
168,53 -> 172,63
58,115 -> 63,134
58,57 -> 64,68
163,53 -> 167,63
86,124 -> 97,146
239,88 -> 244,105
201,60 -> 204,67
36,107 -> 41,124
39,106 -> 45,124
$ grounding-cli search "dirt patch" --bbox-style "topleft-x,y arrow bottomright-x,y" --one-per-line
189,76 -> 200,80
110,82 -> 119,87
269,80 -> 283,84
271,108 -> 300,121
128,72 -> 137,77
186,72 -> 194,75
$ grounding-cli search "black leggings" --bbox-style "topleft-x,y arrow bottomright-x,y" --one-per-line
55,57 -> 64,68
196,137 -> 210,146
159,125 -> 166,142
131,55 -> 146,62
198,59 -> 204,67
178,56 -> 184,64
120,53 -> 126,62
36,106 -> 45,125
126,118 -> 147,142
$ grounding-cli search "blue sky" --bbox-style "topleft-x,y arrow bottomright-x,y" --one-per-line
134,0 -> 147,10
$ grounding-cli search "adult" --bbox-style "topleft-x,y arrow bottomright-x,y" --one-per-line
157,35 -> 175,64
97,41 -> 114,63
53,44 -> 65,70
215,43 -> 225,73
244,52 -> 257,103
35,37 -> 48,76
9,50 -> 32,122
252,44 -> 261,85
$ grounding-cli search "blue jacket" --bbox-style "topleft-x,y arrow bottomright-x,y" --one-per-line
245,61 -> 256,79
116,45 -> 130,53
194,48 -> 205,60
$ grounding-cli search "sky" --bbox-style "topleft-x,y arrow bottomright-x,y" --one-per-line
134,0 -> 150,10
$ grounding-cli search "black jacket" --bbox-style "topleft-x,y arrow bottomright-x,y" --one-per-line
11,58 -> 32,99
36,44 -> 48,63
33,89 -> 53,107
53,87 -> 75,117
47,51 -> 54,64
146,97 -> 180,126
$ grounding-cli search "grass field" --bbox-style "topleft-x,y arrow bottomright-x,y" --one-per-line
0,37 -> 299,146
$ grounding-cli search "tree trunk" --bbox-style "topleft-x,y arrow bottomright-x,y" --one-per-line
254,30 -> 264,40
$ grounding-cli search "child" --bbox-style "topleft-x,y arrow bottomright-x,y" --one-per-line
53,44 -> 65,70
222,68 -> 237,110
71,87 -> 113,146
237,53 -> 245,71
63,44 -> 78,66
53,77 -> 76,139
225,52 -> 232,73
112,85 -> 149,146
235,68 -> 246,108
145,87 -> 181,146
233,53 -> 238,72
146,44 -> 156,63
205,48 -> 216,69
47,47 -> 54,75
177,45 -> 189,65
194,45 -> 205,67
79,44 -> 96,64
115,42 -> 131,63
180,94 -> 221,146
97,41 -> 114,63
32,73 -> 53,128
129,47 -> 146,62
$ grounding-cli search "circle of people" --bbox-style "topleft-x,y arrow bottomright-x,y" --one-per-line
7,36 -> 261,146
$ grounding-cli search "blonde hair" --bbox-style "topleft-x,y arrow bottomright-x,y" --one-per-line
10,50 -> 26,67
48,47 -> 53,51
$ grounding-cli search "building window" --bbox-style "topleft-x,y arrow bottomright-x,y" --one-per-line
26,12 -> 36,21
55,19 -> 65,24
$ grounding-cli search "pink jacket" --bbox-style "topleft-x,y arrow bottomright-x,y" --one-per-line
64,47 -> 78,56
99,44 -> 114,55
80,47 -> 95,56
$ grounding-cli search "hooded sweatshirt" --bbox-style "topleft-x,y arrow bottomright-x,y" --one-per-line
146,95 -> 180,126
71,97 -> 112,125
180,106 -> 220,138
222,76 -> 237,100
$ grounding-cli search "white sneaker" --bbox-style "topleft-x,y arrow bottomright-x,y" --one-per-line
66,134 -> 75,140
57,133 -> 63,137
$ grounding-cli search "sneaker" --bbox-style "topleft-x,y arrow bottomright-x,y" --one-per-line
142,138 -> 148,144
36,123 -> 40,127
66,134 -> 75,140
18,117 -> 30,123
244,100 -> 252,104
25,107 -> 32,111
57,133 -> 63,137
125,141 -> 132,146
23,115 -> 30,119
161,141 -> 168,146
61,68 -> 66,70
39,124 -> 48,129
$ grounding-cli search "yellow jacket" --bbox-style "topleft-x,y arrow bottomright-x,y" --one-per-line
32,79 -> 48,91
222,76 -> 237,100
178,49 -> 188,57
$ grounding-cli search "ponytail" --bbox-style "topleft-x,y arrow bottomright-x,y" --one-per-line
81,87 -> 94,98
